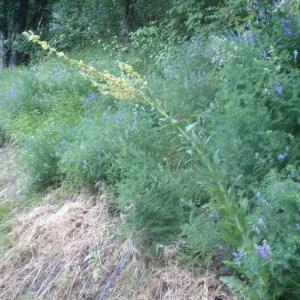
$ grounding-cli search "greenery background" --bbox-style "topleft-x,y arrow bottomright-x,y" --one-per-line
0,0 -> 300,299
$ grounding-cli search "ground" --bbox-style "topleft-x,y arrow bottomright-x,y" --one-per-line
0,145 -> 233,300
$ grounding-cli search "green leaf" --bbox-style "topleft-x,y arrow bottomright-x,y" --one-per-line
220,276 -> 246,297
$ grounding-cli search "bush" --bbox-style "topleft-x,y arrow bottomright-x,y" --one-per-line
58,109 -> 130,186
20,119 -> 74,190
117,163 -> 205,247
222,171 -> 300,300
49,0 -> 121,50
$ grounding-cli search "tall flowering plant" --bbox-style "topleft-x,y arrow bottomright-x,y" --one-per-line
23,30 -> 247,248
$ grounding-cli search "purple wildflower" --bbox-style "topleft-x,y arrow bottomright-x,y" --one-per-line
277,146 -> 289,162
233,247 -> 246,265
277,154 -> 286,161
255,240 -> 272,259
262,50 -> 269,60
87,93 -> 97,101
280,19 -> 293,36
7,88 -> 15,98
274,83 -> 283,95
244,32 -> 255,43
113,113 -> 122,123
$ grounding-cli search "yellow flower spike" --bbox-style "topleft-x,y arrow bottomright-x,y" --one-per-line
57,52 -> 65,58
23,31 -> 150,103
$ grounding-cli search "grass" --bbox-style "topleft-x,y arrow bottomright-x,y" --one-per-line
2,23 -> 299,298
0,44 -> 234,298
0,175 -> 232,299
0,145 -> 18,251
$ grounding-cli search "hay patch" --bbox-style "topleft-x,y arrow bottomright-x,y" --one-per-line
0,192 -> 119,299
0,189 -> 233,300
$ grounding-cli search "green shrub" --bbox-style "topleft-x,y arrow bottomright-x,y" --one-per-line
58,120 -> 119,186
115,112 -> 209,247
59,105 -> 143,186
20,118 -> 74,190
117,164 -> 204,246
222,171 -> 300,300
49,0 -> 121,50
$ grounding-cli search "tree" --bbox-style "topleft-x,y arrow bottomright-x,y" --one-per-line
0,0 -> 54,66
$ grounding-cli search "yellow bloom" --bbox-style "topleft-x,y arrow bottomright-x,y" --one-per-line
23,31 -> 150,103
40,41 -> 49,50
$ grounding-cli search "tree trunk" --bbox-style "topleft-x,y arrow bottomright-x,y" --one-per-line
0,31 -> 4,71
14,0 -> 29,33
121,0 -> 131,45
29,0 -> 49,30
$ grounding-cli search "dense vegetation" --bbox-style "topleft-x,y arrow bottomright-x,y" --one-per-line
1,1 -> 300,299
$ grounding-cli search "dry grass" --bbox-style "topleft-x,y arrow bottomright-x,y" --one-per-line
0,145 -> 234,300
0,190 -> 233,300
0,191 -> 116,299
0,144 -> 22,203
0,144 -> 24,251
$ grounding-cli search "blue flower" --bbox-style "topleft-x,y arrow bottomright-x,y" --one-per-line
87,93 -> 97,101
293,49 -> 298,61
59,138 -> 68,149
296,224 -> 300,231
255,240 -> 272,259
252,218 -> 267,235
244,32 -> 255,43
233,247 -> 247,265
274,83 -> 283,95
280,19 -> 293,36
255,191 -> 262,201
7,88 -> 15,98
277,146 -> 289,162
262,50 -> 269,60
113,113 -> 122,123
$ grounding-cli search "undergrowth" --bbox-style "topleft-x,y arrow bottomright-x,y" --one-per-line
0,1 -> 300,299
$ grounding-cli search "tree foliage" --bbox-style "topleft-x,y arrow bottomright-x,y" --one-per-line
0,0 -> 57,65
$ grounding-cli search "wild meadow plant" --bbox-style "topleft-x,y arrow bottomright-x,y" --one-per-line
23,22 -> 300,299
23,30 -> 246,246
